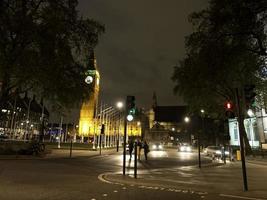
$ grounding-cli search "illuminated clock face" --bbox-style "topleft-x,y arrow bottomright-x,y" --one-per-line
85,76 -> 93,84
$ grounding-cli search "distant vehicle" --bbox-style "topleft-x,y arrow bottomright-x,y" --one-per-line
178,143 -> 192,152
204,146 -> 229,158
151,143 -> 163,151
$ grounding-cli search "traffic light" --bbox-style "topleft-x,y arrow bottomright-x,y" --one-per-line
126,96 -> 135,121
224,100 -> 235,118
126,95 -> 135,112
244,85 -> 256,109
224,101 -> 233,111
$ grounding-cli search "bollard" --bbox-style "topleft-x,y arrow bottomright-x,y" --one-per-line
236,150 -> 241,161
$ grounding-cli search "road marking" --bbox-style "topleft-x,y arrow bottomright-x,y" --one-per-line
98,172 -> 209,197
98,173 -> 113,184
220,194 -> 266,200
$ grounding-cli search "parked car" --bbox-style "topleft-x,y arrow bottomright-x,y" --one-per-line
204,146 -> 229,158
178,143 -> 192,152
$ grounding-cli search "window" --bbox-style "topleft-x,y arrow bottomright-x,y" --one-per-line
234,123 -> 238,141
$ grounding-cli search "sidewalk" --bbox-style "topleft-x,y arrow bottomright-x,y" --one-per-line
246,155 -> 267,165
0,147 -> 119,160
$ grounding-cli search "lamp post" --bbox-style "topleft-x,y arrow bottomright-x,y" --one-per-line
199,109 -> 205,169
116,101 -> 123,152
184,116 -> 190,144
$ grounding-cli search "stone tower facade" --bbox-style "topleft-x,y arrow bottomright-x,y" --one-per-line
78,51 -> 100,139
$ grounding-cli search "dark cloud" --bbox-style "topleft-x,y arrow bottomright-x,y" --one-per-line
78,0 -> 208,108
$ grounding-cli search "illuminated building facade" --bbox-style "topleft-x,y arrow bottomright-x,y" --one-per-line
78,51 -> 100,140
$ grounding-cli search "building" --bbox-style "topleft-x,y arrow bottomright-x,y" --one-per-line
0,92 -> 49,139
228,107 -> 267,149
78,51 -> 100,142
145,93 -> 188,145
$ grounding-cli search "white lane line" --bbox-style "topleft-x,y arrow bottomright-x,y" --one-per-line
98,173 -> 113,184
220,194 -> 266,200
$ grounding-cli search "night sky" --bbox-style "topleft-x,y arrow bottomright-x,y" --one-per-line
77,0 -> 208,109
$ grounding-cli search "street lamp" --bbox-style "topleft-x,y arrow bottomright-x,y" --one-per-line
116,101 -> 124,152
184,116 -> 190,123
184,116 -> 190,144
199,109 -> 205,169
116,101 -> 123,109
247,109 -> 254,117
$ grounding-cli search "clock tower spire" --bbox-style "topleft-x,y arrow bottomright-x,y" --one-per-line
78,50 -> 100,142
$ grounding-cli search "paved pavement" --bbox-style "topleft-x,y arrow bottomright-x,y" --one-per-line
1,148 -> 267,200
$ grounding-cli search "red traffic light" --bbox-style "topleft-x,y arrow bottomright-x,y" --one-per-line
224,101 -> 233,110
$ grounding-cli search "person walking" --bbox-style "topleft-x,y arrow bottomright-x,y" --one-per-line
128,139 -> 134,159
143,141 -> 149,161
137,139 -> 142,161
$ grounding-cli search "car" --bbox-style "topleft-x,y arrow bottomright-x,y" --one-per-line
178,143 -> 192,152
204,146 -> 229,158
151,143 -> 163,151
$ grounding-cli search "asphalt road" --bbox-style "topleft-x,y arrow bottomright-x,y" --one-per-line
0,148 -> 266,200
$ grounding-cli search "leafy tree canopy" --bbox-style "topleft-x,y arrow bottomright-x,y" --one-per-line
172,0 -> 267,117
0,0 -> 105,109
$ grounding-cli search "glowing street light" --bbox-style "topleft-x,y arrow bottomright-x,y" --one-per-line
247,109 -> 254,117
184,116 -> 190,123
116,101 -> 123,109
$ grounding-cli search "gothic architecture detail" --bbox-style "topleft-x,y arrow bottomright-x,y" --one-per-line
78,51 -> 100,140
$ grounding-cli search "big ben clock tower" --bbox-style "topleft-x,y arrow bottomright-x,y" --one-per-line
78,50 -> 100,141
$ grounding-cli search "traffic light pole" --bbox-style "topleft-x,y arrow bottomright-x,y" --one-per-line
235,88 -> 248,191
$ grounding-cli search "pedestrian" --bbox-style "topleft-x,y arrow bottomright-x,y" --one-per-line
137,139 -> 142,160
143,141 -> 149,161
128,139 -> 134,159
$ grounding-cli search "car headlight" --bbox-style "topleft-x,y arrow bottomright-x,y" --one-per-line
225,151 -> 229,155
159,145 -> 163,149
152,145 -> 156,149
215,150 -> 222,155
180,146 -> 185,151
186,147 -> 191,152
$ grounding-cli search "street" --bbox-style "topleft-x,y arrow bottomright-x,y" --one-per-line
0,148 -> 266,200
